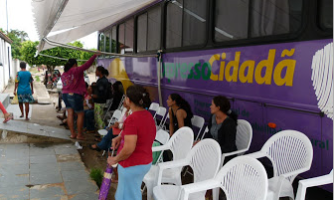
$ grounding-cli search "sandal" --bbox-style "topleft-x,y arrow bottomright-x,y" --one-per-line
89,144 -> 101,152
3,113 -> 13,123
70,135 -> 76,139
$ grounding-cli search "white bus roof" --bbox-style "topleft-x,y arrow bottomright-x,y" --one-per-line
32,0 -> 158,52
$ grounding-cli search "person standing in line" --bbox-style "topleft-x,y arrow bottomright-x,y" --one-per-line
0,102 -> 13,123
107,85 -> 156,200
61,53 -> 99,140
14,62 -> 34,120
91,66 -> 110,129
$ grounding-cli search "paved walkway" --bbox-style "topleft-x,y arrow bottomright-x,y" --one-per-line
0,143 -> 98,200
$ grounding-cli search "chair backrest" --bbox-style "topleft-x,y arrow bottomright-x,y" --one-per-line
187,139 -> 222,184
168,127 -> 194,161
149,102 -> 160,112
261,130 -> 313,183
154,107 -> 167,126
191,115 -> 205,141
155,129 -> 170,145
107,109 -> 122,126
235,119 -> 253,153
216,156 -> 268,200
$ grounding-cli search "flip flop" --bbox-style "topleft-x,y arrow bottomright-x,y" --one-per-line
3,113 -> 13,123
76,136 -> 86,140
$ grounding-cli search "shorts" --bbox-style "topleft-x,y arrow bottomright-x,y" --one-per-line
62,93 -> 84,113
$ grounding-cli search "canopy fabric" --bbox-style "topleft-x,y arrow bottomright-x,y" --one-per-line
32,0 -> 158,51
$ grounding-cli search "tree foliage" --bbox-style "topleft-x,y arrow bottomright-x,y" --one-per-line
0,29 -> 29,59
20,40 -> 95,69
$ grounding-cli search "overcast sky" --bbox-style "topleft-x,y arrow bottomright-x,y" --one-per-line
0,0 -> 97,49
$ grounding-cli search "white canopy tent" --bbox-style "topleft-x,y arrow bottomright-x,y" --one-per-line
32,0 -> 158,52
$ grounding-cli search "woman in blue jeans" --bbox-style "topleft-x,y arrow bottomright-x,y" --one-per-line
90,101 -> 130,151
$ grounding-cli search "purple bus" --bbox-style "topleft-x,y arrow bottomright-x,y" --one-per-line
97,0 -> 333,191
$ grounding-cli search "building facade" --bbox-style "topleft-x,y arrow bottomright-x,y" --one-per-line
0,30 -> 14,92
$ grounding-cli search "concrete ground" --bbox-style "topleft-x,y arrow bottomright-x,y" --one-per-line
0,75 -> 100,199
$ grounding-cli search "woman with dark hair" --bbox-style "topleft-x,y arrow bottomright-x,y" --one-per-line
14,62 -> 34,120
166,93 -> 193,136
204,95 -> 237,157
107,85 -> 155,200
61,54 -> 99,140
91,66 -> 110,129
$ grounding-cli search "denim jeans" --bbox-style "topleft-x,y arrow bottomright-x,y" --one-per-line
97,128 -> 117,151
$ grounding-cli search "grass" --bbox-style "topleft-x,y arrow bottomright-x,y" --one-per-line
90,168 -> 104,188
35,76 -> 40,82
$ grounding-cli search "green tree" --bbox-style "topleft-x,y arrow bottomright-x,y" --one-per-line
20,40 -> 93,88
0,29 -> 29,59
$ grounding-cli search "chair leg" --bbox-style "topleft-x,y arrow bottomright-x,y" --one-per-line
146,182 -> 154,200
213,188 -> 219,200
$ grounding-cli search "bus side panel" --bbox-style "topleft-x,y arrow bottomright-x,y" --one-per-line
322,117 -> 333,191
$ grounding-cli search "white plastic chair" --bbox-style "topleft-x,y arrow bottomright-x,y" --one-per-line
159,114 -> 170,132
179,156 -> 268,200
153,129 -> 171,163
143,127 -> 194,200
98,109 -> 122,137
221,119 -> 253,163
154,106 -> 167,127
295,170 -> 333,200
200,126 -> 209,140
153,139 -> 222,200
247,130 -> 313,200
149,102 -> 160,116
212,119 -> 253,200
191,115 -> 205,141
117,94 -> 126,110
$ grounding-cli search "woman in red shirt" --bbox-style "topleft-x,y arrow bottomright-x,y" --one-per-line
108,85 -> 156,200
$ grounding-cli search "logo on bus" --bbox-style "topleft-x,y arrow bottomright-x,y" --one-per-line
163,49 -> 296,87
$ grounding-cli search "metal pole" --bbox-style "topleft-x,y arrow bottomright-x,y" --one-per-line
6,0 -> 8,33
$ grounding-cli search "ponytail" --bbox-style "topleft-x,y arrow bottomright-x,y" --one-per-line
170,93 -> 193,118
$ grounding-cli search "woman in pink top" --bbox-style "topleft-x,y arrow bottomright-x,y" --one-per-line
108,85 -> 156,200
61,54 -> 99,140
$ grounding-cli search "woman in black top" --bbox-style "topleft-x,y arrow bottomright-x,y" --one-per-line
205,96 -> 237,157
92,66 -> 110,129
166,93 -> 193,136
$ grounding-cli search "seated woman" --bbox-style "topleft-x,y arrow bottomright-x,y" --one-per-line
167,93 -> 193,137
90,100 -> 130,151
204,95 -> 238,161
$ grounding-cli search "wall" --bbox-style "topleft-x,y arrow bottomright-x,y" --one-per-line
0,37 -> 13,92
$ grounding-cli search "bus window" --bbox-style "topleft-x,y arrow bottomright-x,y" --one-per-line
147,5 -> 161,51
125,18 -> 134,53
137,13 -> 148,52
98,33 -> 105,52
319,0 -> 333,30
105,30 -> 111,53
166,0 -> 207,49
214,0 -> 302,42
111,26 -> 117,53
182,0 -> 207,46
118,23 -> 125,54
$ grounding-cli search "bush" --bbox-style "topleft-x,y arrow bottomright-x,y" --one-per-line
35,76 -> 40,82
90,168 -> 104,188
